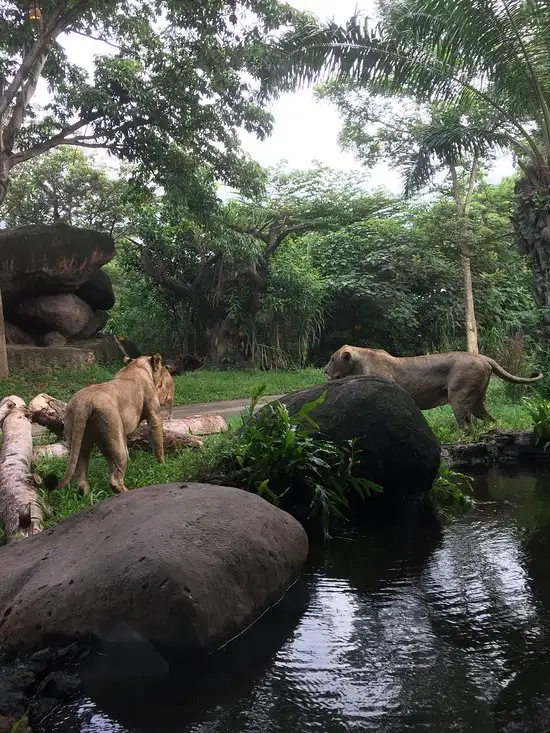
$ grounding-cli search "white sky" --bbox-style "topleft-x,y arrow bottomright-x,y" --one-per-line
38,0 -> 515,194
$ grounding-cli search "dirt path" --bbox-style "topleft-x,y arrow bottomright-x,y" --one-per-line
171,394 -> 285,420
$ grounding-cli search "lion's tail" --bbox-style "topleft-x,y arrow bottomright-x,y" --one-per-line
484,356 -> 544,384
42,399 -> 92,490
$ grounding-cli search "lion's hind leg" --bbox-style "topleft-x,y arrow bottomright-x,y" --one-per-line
74,434 -> 93,495
95,422 -> 130,494
472,398 -> 494,423
449,401 -> 474,433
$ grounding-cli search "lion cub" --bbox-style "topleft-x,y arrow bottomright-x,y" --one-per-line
44,355 -> 165,494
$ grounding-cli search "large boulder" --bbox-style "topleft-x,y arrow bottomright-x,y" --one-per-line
277,376 -> 441,517
76,268 -> 115,311
76,309 -> 108,339
11,293 -> 94,338
0,484 -> 308,656
0,223 -> 115,307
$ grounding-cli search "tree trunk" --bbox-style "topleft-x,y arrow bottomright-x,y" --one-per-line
512,171 -> 550,340
0,151 -> 9,206
0,288 -> 9,378
0,396 -> 43,541
27,393 -> 227,449
450,159 -> 480,354
462,254 -> 479,354
206,318 -> 240,364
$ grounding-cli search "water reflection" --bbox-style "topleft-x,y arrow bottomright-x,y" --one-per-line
45,467 -> 550,733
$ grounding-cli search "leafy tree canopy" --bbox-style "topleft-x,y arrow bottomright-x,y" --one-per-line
0,146 -> 139,234
0,0 -> 304,208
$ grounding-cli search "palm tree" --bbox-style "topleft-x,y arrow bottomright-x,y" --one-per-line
266,0 -> 550,340
317,81 -> 496,352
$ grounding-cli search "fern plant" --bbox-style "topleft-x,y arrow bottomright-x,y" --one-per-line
522,396 -> 550,448
222,384 -> 382,537
431,461 -> 475,512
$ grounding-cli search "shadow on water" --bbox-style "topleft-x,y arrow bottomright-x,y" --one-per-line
46,466 -> 550,733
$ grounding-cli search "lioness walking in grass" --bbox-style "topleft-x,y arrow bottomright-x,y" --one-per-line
325,345 -> 543,432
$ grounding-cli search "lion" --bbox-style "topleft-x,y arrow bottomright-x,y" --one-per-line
324,345 -> 544,432
157,366 -> 175,419
43,355 -> 165,494
123,356 -> 174,419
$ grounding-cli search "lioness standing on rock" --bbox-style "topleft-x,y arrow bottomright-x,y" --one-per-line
324,345 -> 544,432
44,355 -> 165,494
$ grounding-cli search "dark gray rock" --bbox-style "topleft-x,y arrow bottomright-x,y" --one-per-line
41,331 -> 67,347
75,309 -> 108,339
5,666 -> 37,695
441,429 -> 549,471
276,375 -> 441,518
4,322 -> 36,345
0,223 -> 115,306
75,268 -> 115,311
12,294 -> 93,338
0,484 -> 308,658
0,688 -> 26,719
37,671 -> 81,701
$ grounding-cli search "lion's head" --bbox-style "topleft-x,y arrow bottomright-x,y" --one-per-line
324,346 -> 354,380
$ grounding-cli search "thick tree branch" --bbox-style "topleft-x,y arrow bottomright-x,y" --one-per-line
10,115 -> 102,166
3,53 -> 49,154
140,249 -> 217,323
224,222 -> 270,244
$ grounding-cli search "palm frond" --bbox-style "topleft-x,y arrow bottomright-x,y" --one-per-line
400,120 -> 515,196
264,0 -> 550,162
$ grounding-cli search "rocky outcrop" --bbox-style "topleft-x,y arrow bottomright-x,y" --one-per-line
0,642 -> 86,731
0,483 -> 308,657
0,222 -> 114,304
276,376 -> 441,519
0,223 -> 116,356
441,429 -> 550,470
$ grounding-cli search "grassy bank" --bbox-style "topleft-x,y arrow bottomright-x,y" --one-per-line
0,367 -> 538,543
0,365 -> 324,405
29,378 -> 537,528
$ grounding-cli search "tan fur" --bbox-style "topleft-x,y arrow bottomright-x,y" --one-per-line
324,345 -> 544,432
60,355 -> 165,494
123,356 -> 174,419
157,366 -> 174,419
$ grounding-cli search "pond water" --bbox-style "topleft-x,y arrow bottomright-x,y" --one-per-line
50,466 -> 550,733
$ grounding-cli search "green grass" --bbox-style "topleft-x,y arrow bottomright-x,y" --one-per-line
34,433 -> 231,528
172,367 -> 323,404
0,363 -> 118,403
0,365 -> 324,405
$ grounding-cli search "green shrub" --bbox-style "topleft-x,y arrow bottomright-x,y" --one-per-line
219,385 -> 382,537
430,461 -> 475,513
522,395 -> 550,447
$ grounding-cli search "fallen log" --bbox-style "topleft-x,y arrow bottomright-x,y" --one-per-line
0,395 -> 43,541
33,443 -> 69,461
27,394 -> 227,450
